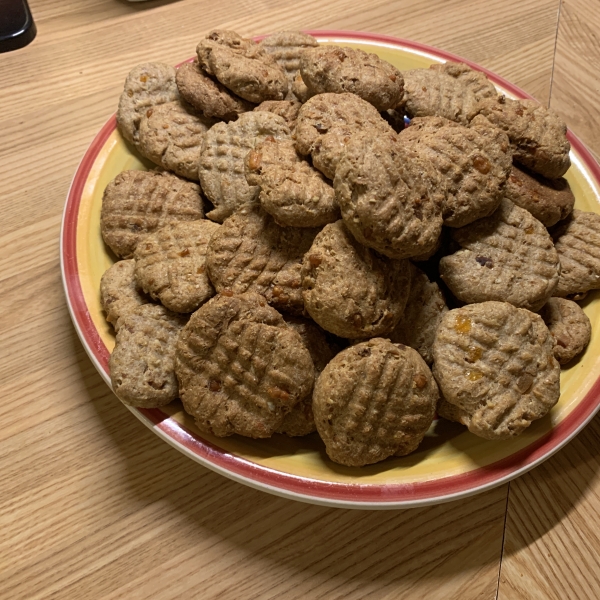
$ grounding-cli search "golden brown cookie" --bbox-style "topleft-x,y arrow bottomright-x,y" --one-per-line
299,45 -> 404,111
116,62 -> 179,146
400,116 -> 512,227
432,301 -> 560,439
100,259 -> 149,331
245,137 -> 339,228
551,210 -> 600,297
137,100 -> 215,181
402,62 -> 498,124
134,220 -> 220,313
301,221 -> 412,338
313,338 -> 438,466
110,304 -> 187,408
334,130 -> 444,259
389,264 -> 448,365
539,297 -> 591,365
206,204 -> 319,315
504,165 -> 574,227
175,60 -> 254,121
439,199 -> 560,312
295,92 -> 394,179
470,96 -> 571,179
175,292 -> 314,438
100,170 -> 205,259
197,30 -> 288,103
198,111 -> 291,223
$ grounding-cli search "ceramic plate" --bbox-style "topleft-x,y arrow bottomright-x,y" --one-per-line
61,30 -> 600,509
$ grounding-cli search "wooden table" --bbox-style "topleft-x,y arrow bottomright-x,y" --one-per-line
2,0 -> 599,598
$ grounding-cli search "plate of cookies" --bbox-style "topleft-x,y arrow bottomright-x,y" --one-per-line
61,30 -> 600,508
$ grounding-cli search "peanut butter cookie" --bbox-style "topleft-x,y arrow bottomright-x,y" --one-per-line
198,110 -> 291,222
439,199 -> 560,312
176,292 -> 314,438
299,45 -> 404,111
471,96 -> 570,179
313,338 -> 438,466
334,130 -> 444,259
110,304 -> 187,408
101,170 -> 205,259
245,137 -> 339,228
206,204 -> 319,314
432,301 -> 560,439
134,220 -> 220,313
301,221 -> 412,338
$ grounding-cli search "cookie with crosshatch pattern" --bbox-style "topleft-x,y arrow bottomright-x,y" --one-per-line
134,220 -> 220,313
206,204 -> 319,315
401,61 -> 498,125
137,100 -> 215,181
299,45 -> 404,111
116,62 -> 179,146
301,220 -> 412,338
100,170 -> 205,259
198,110 -> 291,223
197,30 -> 288,103
550,209 -> 600,298
175,292 -> 314,438
439,198 -> 560,312
313,338 -> 439,466
110,304 -> 188,408
432,301 -> 560,440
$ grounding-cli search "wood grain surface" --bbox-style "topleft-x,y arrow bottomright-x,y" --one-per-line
0,0 -> 599,598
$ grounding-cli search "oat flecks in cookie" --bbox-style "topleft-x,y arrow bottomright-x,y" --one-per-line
539,297 -> 591,365
551,209 -> 600,297
206,205 -> 318,315
100,259 -> 149,331
334,130 -> 444,259
400,116 -> 512,228
276,315 -> 337,437
198,111 -> 291,223
313,338 -> 438,466
439,199 -> 560,312
505,165 -> 575,227
300,45 -> 404,111
134,220 -> 221,313
402,62 -> 498,125
301,221 -> 412,339
176,60 -> 254,121
101,170 -> 205,259
432,301 -> 560,439
175,292 -> 314,438
295,92 -> 394,180
389,264 -> 448,365
117,62 -> 179,146
245,137 -> 339,228
137,100 -> 215,181
110,304 -> 187,408
470,96 -> 571,179
197,30 -> 288,103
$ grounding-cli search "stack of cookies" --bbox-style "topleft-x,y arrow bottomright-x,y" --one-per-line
99,29 -> 597,467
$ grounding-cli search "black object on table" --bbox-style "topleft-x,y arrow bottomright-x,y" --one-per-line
0,0 -> 36,53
